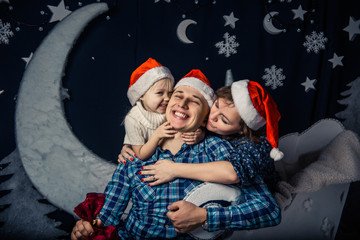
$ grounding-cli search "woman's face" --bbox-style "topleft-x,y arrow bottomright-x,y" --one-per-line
166,85 -> 209,133
206,97 -> 242,136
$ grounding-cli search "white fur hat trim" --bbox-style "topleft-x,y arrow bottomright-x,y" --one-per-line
174,77 -> 215,108
231,80 -> 266,130
127,66 -> 174,106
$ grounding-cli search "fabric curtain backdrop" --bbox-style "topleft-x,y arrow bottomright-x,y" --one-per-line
0,0 -> 359,239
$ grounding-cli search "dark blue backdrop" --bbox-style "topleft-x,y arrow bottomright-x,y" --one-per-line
1,0 -> 360,238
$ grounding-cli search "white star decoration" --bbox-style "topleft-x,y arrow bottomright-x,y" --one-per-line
328,53 -> 344,69
301,77 -> 316,92
22,52 -> 33,68
292,5 -> 307,21
47,0 -> 72,23
343,16 -> 360,41
223,12 -> 239,29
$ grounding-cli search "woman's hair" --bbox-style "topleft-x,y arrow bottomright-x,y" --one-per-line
215,86 -> 265,143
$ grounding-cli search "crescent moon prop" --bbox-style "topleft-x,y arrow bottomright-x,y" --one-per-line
183,182 -> 241,240
177,19 -> 197,44
263,11 -> 284,35
15,3 -> 116,215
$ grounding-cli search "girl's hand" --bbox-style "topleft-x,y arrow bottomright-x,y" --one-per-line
118,144 -> 136,164
181,128 -> 205,145
139,159 -> 176,186
153,121 -> 178,140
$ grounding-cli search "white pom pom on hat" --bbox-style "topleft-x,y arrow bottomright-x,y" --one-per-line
231,80 -> 283,161
127,58 -> 174,106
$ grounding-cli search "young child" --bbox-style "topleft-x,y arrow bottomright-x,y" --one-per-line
140,79 -> 283,192
121,58 -> 204,162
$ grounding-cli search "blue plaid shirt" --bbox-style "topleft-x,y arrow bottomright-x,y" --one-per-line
99,135 -> 280,239
207,176 -> 281,232
99,135 -> 232,239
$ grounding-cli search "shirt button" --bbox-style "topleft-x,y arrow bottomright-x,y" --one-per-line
165,224 -> 170,228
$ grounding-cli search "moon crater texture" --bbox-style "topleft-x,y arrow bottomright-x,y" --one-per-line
15,3 -> 116,215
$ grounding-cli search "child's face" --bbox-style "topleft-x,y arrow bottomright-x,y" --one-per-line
141,78 -> 173,114
206,97 -> 242,136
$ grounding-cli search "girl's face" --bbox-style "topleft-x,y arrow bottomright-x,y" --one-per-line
141,78 -> 173,114
206,97 -> 242,136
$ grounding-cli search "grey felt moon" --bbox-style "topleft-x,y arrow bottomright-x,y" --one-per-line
177,19 -> 197,44
263,11 -> 284,35
15,3 -> 116,215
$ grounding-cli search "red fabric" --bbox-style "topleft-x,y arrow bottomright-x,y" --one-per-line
248,81 -> 281,149
179,69 -> 212,87
129,58 -> 162,89
74,193 -> 120,240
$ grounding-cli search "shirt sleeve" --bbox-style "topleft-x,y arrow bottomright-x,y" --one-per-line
228,144 -> 261,186
206,179 -> 281,231
99,163 -> 132,226
205,137 -> 233,162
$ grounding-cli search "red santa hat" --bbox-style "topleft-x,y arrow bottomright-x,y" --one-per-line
127,58 -> 174,106
174,69 -> 215,108
231,80 -> 283,161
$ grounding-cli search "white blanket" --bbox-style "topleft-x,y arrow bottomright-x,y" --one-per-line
275,130 -> 360,210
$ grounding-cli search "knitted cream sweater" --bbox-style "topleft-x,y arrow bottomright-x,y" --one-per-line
123,101 -> 166,145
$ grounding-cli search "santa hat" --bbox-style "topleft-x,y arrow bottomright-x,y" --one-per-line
231,80 -> 283,161
174,69 -> 215,108
127,58 -> 174,106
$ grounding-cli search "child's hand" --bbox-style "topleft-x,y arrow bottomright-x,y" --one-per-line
181,128 -> 205,145
154,121 -> 177,140
118,144 -> 136,164
139,159 -> 176,186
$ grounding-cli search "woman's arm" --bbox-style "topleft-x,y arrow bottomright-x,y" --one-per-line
140,160 -> 239,186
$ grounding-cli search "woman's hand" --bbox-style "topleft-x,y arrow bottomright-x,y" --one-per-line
139,159 -> 176,186
118,144 -> 135,164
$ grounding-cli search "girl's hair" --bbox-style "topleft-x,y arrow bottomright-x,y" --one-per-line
122,77 -> 174,124
215,86 -> 265,143
146,77 -> 174,95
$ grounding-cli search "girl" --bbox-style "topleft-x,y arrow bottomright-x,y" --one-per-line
122,58 -> 203,161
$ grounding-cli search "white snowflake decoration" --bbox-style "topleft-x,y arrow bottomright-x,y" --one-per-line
215,32 -> 239,58
303,31 -> 328,54
262,65 -> 285,90
0,19 -> 14,45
